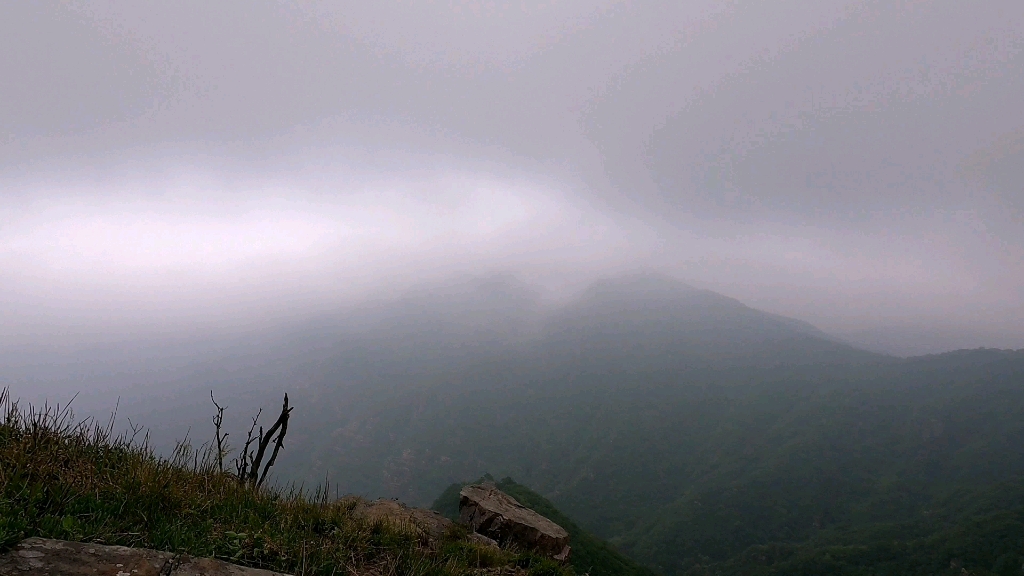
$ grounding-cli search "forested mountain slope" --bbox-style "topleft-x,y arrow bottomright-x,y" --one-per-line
282,273 -> 885,503
104,274 -> 1023,574
289,346 -> 1024,575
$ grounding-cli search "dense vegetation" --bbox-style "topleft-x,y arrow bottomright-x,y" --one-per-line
0,388 -> 571,576
290,348 -> 1024,575
431,475 -> 659,576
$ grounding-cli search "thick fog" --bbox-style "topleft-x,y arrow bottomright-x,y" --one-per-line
2,0 -> 1023,407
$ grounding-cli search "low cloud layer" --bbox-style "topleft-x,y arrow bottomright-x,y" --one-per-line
2,0 -> 1022,365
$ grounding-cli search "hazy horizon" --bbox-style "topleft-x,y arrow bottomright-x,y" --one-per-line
3,1 -> 1023,400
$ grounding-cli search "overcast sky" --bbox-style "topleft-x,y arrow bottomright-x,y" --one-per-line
2,0 -> 1023,358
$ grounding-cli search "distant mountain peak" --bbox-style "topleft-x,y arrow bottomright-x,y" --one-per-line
579,272 -> 702,299
540,272 -> 875,366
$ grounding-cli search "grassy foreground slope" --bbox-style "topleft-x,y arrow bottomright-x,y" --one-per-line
0,389 -> 570,576
432,476 -> 659,576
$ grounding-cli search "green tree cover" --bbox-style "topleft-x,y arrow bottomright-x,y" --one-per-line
285,348 -> 1024,576
431,475 -> 659,576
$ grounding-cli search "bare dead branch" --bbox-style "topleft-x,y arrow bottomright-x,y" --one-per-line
234,408 -> 261,483
257,394 -> 293,488
215,393 -> 293,488
210,391 -> 229,474
250,394 -> 292,487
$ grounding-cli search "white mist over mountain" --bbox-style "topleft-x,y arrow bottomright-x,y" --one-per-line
1,0 -> 1022,394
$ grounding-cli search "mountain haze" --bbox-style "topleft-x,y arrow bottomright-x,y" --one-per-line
10,274 -> 1023,574
47,272 -> 878,491
6,3 -> 1024,575
541,274 -> 867,368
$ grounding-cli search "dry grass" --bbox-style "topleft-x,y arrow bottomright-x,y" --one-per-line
0,388 -> 568,576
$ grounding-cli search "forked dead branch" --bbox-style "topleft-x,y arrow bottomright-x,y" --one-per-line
210,392 -> 293,488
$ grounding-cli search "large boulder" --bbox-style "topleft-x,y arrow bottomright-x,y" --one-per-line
459,483 -> 570,561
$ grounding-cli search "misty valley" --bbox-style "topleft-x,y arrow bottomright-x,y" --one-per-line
4,3 -> 1023,575
6,274 -> 1022,576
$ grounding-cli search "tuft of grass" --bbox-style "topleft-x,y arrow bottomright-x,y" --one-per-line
0,389 -> 572,576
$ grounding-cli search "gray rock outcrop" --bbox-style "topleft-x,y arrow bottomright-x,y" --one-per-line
353,497 -> 453,541
351,498 -> 499,550
0,538 -> 290,576
459,483 -> 570,561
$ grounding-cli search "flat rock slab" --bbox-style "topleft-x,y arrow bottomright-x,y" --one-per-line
353,498 -> 453,541
0,538 -> 290,576
352,499 -> 499,550
459,484 -> 570,561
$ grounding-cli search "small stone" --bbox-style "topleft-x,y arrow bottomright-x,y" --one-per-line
468,532 -> 500,549
553,546 -> 571,562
